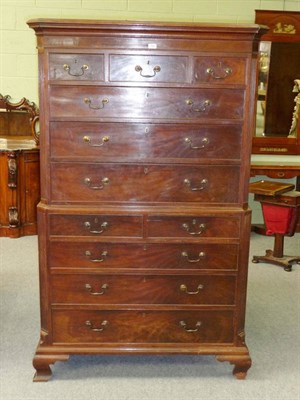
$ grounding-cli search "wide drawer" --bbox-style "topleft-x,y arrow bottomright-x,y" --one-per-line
49,86 -> 244,120
51,274 -> 236,305
193,56 -> 247,85
49,214 -> 143,237
49,242 -> 239,270
50,122 -> 242,161
109,54 -> 189,83
49,53 -> 105,81
52,309 -> 234,344
50,163 -> 240,204
147,215 -> 240,238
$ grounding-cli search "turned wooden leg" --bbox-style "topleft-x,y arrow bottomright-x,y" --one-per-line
217,355 -> 252,380
33,354 -> 69,382
273,234 -> 284,258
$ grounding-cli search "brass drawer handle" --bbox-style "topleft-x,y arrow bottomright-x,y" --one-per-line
184,137 -> 209,149
179,320 -> 202,333
180,283 -> 204,294
184,178 -> 208,191
85,250 -> 108,263
182,220 -> 206,236
85,283 -> 109,296
277,172 -> 285,178
84,97 -> 109,110
85,320 -> 108,332
84,221 -> 108,234
84,177 -> 110,190
135,64 -> 161,78
206,66 -> 232,80
63,63 -> 88,77
186,99 -> 211,112
83,135 -> 110,147
181,251 -> 206,263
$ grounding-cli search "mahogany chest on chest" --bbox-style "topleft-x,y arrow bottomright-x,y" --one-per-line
28,19 -> 266,381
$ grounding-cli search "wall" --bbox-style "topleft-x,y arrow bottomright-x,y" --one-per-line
1,0 -> 299,103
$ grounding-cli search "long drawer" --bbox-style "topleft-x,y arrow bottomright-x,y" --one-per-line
50,122 -> 242,162
50,163 -> 240,204
51,274 -> 236,305
49,86 -> 245,120
49,242 -> 239,270
52,309 -> 234,344
48,213 -> 240,239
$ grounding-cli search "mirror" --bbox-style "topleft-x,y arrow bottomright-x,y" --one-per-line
253,10 -> 300,155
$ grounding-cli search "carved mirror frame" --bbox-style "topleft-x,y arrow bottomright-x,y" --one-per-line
0,94 -> 39,145
253,10 -> 300,155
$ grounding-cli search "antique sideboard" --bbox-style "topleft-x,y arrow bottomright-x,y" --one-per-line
0,95 -> 40,238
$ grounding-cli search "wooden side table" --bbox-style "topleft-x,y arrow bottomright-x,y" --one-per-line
250,158 -> 300,232
249,181 -> 300,271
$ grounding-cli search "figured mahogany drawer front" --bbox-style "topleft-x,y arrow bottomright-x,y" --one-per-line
49,53 -> 105,81
51,274 -> 236,305
50,163 -> 239,204
193,57 -> 246,85
49,242 -> 239,270
49,86 -> 244,120
49,214 -> 143,237
52,309 -> 234,344
109,54 -> 189,83
50,122 -> 242,161
147,216 -> 240,238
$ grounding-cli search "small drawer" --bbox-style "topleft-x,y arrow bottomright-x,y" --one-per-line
50,122 -> 242,162
193,56 -> 247,85
50,163 -> 240,204
49,241 -> 239,270
49,214 -> 143,237
109,54 -> 189,83
49,53 -> 105,81
147,216 -> 240,238
49,86 -> 244,121
254,193 -> 300,207
51,274 -> 236,305
52,309 -> 234,344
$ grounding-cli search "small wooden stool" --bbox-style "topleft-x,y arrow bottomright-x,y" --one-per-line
249,181 -> 300,272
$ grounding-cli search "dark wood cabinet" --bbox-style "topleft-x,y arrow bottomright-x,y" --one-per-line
28,19 -> 266,381
0,95 -> 40,238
